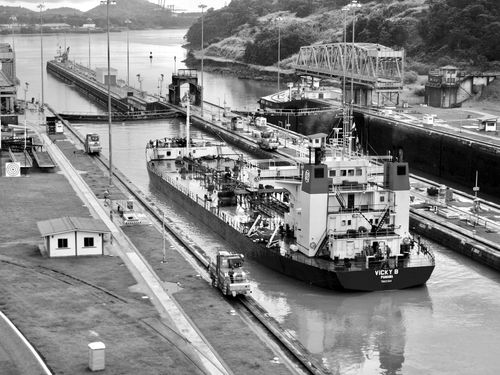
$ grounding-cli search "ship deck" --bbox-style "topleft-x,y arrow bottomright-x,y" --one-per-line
150,158 -> 435,273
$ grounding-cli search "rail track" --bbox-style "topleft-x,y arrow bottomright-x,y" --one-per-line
52,110 -> 330,375
51,104 -> 500,374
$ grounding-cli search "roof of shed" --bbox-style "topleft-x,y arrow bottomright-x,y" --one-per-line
37,216 -> 110,237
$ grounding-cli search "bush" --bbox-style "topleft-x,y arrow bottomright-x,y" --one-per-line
404,70 -> 418,84
413,87 -> 426,97
406,61 -> 432,75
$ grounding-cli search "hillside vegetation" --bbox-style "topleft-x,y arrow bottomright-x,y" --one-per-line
0,0 -> 197,31
185,0 -> 500,73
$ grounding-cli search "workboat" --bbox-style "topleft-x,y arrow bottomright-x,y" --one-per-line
146,132 -> 435,291
257,79 -> 343,136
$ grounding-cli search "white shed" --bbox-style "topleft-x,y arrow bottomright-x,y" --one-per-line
37,217 -> 110,257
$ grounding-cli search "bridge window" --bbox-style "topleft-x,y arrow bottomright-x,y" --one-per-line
314,168 -> 324,178
166,151 -> 171,156
341,170 -> 347,177
329,170 -> 336,177
380,196 -> 385,202
348,169 -> 354,176
341,220 -> 346,226
397,165 -> 407,175
57,238 -> 68,248
347,220 -> 352,225
356,169 -> 362,176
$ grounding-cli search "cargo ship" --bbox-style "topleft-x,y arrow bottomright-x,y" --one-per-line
146,132 -> 435,291
257,81 -> 343,136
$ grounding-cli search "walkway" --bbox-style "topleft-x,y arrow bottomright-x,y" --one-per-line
38,129 -> 230,375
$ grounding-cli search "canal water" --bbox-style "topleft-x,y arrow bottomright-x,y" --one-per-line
6,30 -> 500,375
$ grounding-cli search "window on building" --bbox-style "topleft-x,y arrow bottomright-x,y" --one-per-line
57,238 -> 68,248
84,237 -> 95,247
380,196 -> 385,202
397,165 -> 407,175
341,220 -> 346,226
356,169 -> 362,176
348,169 -> 354,176
329,170 -> 336,177
166,151 -> 171,156
341,170 -> 347,177
347,220 -> 352,225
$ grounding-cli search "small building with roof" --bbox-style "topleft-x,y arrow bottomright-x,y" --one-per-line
425,65 -> 460,108
37,217 -> 110,257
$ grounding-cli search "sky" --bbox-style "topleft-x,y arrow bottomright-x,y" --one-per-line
0,0 -> 226,13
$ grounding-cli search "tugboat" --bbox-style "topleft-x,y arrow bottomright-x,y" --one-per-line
146,129 -> 435,292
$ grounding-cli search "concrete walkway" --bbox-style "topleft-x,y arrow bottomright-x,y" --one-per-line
38,130 -> 230,375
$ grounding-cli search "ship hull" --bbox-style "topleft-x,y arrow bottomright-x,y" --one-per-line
147,163 -> 434,291
258,98 -> 342,136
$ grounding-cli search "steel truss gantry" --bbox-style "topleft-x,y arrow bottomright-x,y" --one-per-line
292,43 -> 405,105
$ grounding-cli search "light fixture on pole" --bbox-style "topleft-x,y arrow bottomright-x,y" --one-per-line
9,15 -> 16,49
87,18 -> 93,69
24,82 -> 29,150
158,74 -> 164,97
348,0 -> 361,107
161,211 -> 166,263
137,73 -> 143,94
125,19 -> 131,86
38,3 -> 45,119
24,82 -> 29,111
101,0 -> 116,187
276,16 -> 282,92
199,4 -> 207,117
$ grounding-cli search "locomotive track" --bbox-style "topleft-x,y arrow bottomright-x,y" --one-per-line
48,103 -> 500,374
49,109 -> 330,375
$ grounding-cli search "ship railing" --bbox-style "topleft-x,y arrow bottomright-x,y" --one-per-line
161,171 -> 270,234
330,229 -> 398,240
329,203 -> 390,214
284,251 -> 434,273
332,183 -> 369,192
259,106 -> 340,116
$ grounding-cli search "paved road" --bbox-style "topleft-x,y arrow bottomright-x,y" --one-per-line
0,312 -> 51,375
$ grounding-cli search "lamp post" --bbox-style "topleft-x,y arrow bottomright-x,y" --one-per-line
24,82 -> 29,150
276,16 -> 282,92
38,3 -> 45,117
137,74 -> 143,94
158,74 -> 164,97
87,18 -> 92,69
199,4 -> 207,117
101,0 -> 116,187
348,0 -> 361,108
125,19 -> 131,86
9,16 -> 16,49
24,82 -> 29,111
